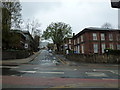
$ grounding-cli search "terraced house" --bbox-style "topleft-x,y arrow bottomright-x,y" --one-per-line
72,27 -> 120,54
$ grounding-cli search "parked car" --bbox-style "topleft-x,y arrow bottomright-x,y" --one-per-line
49,49 -> 52,53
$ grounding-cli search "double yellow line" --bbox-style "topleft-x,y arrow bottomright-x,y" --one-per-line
56,56 -> 67,65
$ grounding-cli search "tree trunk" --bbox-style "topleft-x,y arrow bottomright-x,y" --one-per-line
56,44 -> 61,52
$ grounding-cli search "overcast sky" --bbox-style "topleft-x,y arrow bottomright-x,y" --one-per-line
20,0 -> 118,34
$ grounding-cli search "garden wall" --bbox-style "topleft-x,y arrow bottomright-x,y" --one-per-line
2,50 -> 33,60
66,54 -> 120,64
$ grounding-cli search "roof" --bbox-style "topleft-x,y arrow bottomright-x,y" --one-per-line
10,30 -> 26,37
10,30 -> 34,41
84,27 -> 120,31
73,27 -> 120,39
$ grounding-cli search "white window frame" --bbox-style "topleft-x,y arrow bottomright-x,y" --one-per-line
93,33 -> 97,40
76,46 -> 78,53
69,39 -> 71,44
117,44 -> 120,50
77,45 -> 80,54
109,34 -> 113,41
81,45 -> 84,54
77,38 -> 80,44
74,40 -> 76,45
81,35 -> 83,42
109,44 -> 114,49
116,34 -> 119,41
101,33 -> 105,41
93,44 -> 98,53
69,45 -> 71,50
102,44 -> 106,53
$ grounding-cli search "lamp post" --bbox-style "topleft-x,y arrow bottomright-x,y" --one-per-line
105,49 -> 109,63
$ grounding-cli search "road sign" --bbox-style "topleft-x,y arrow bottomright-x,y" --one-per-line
24,43 -> 28,49
64,44 -> 68,49
111,0 -> 120,8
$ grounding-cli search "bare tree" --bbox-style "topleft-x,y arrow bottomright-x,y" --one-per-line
31,19 -> 41,37
25,19 -> 31,31
24,18 -> 41,51
101,22 -> 113,29
25,18 -> 41,38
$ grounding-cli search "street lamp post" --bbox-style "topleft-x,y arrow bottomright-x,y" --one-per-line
105,49 -> 109,63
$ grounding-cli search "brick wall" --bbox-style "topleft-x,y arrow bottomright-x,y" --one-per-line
66,54 -> 120,64
2,50 -> 33,60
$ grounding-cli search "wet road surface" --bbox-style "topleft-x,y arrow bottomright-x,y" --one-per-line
1,50 -> 120,88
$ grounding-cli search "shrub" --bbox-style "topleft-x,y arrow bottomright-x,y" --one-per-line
104,48 -> 120,55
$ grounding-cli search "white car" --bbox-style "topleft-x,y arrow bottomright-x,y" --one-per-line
49,49 -> 52,53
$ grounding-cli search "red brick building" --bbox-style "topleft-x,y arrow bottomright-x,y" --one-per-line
72,27 -> 120,54
64,37 -> 73,51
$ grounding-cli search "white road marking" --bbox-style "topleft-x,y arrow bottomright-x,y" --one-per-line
102,78 -> 117,80
93,69 -> 118,72
34,67 -> 39,69
93,69 -> 120,75
93,69 -> 96,71
20,71 -> 36,73
0,66 -> 19,69
37,71 -> 64,74
11,75 -> 16,76
110,71 -> 120,75
93,69 -> 112,72
41,60 -> 51,62
74,69 -> 77,71
85,72 -> 108,77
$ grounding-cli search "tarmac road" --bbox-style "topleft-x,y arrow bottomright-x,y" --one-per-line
1,50 -> 120,89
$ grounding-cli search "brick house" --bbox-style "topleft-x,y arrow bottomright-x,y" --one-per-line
10,30 -> 37,51
64,37 -> 73,51
72,27 -> 120,54
23,31 -> 37,51
10,30 -> 26,50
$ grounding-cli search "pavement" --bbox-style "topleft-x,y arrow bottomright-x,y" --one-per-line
53,53 -> 75,65
54,54 -> 83,66
55,54 -> 120,67
0,51 -> 41,65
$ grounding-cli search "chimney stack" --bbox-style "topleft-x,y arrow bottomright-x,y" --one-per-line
73,33 -> 75,37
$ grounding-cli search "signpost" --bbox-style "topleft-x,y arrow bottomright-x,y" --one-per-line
64,44 -> 68,49
24,43 -> 28,49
